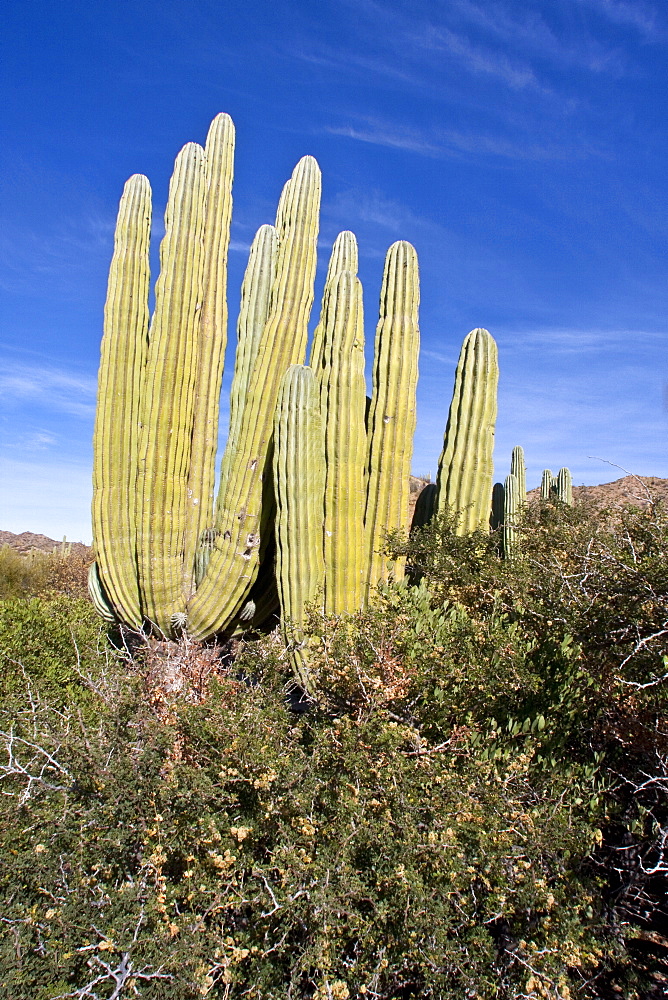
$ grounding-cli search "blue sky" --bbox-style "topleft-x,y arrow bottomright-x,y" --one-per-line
1,0 -> 666,541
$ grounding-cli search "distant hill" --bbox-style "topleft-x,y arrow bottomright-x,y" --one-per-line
0,531 -> 91,556
2,477 -> 666,555
529,475 -> 668,508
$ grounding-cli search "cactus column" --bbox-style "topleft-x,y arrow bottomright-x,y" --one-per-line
436,328 -> 498,534
188,156 -> 321,639
92,172 -> 151,628
510,446 -> 527,503
316,269 -> 368,614
273,366 -> 325,691
363,241 -> 420,600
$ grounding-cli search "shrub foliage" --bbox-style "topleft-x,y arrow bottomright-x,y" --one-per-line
0,498 -> 666,998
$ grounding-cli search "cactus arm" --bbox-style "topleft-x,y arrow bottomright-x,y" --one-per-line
182,115 -> 235,590
188,156 -> 321,638
135,142 -> 208,633
309,230 -> 358,374
87,562 -> 117,624
272,365 -> 325,690
363,241 -> 420,599
436,328 -> 498,534
92,173 -> 151,627
317,270 -> 367,614
217,223 -> 278,507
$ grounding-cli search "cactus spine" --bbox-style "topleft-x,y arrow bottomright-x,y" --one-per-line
364,241 -> 420,599
436,328 -> 498,534
273,366 -> 325,690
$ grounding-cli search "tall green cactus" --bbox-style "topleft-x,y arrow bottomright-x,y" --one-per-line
273,365 -> 325,690
309,231 -> 358,374
364,241 -> 420,599
540,467 -> 573,504
503,473 -> 520,559
188,155 -> 321,639
94,115 -> 519,682
92,118 -> 322,641
510,446 -> 527,504
436,328 -> 498,534
92,172 -> 152,628
316,269 -> 368,614
217,223 -> 278,507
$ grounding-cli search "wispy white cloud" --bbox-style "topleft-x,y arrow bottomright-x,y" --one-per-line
498,326 -> 665,355
420,24 -> 541,90
326,124 -> 441,156
573,0 -> 661,38
0,361 -> 97,419
445,0 -> 626,73
324,114 -> 602,162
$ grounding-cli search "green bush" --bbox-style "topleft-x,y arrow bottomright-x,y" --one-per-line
0,546 -> 91,601
0,596 -> 113,710
0,498 -> 666,998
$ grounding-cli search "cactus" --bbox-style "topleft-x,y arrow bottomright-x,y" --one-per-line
411,483 -> 438,532
556,467 -> 573,505
315,269 -> 368,614
364,241 -> 420,599
186,154 -> 321,639
309,231 -> 358,374
94,115 -> 491,684
503,473 -> 520,559
541,469 -> 556,500
490,481 -> 505,533
510,446 -> 527,503
272,366 -> 325,690
92,172 -> 152,628
87,562 -> 117,624
436,328 -> 498,534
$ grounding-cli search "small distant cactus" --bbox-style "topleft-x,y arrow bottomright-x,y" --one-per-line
540,467 -> 573,505
557,467 -> 573,505
541,469 -> 556,501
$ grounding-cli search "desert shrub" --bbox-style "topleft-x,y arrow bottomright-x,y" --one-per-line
0,499 -> 666,998
0,547 -> 52,599
0,596 -> 112,710
0,639 -> 619,1000
0,546 -> 91,601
